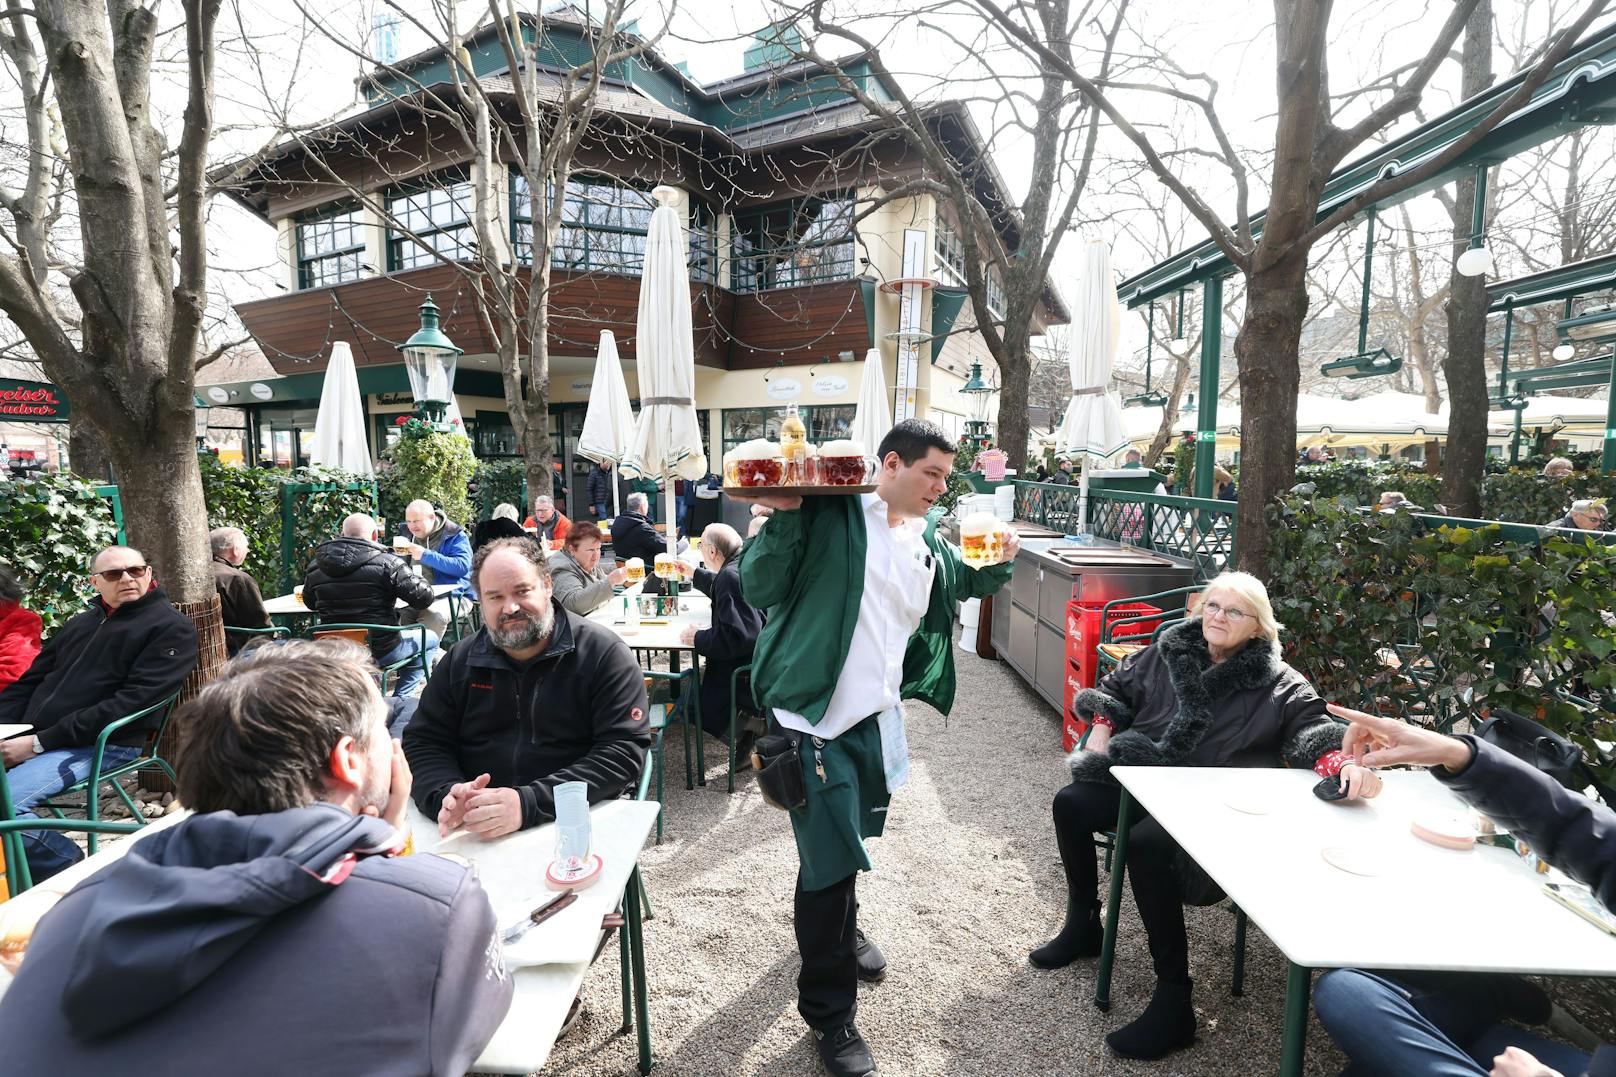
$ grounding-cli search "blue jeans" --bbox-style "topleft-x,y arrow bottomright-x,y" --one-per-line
378,628 -> 438,697
7,743 -> 141,882
1314,969 -> 1589,1077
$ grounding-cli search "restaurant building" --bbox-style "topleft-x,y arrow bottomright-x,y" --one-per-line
210,12 -> 1065,520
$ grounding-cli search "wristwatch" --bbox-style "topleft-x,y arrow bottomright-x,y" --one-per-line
30,736 -> 43,754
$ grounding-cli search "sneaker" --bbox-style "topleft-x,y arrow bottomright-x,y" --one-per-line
854,929 -> 887,983
812,1023 -> 877,1077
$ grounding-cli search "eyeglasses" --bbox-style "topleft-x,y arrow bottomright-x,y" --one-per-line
1201,600 -> 1248,623
94,565 -> 149,582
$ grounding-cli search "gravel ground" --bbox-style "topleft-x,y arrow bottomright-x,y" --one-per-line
543,643 -> 1354,1077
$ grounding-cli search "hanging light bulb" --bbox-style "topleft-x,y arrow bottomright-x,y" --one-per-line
1455,243 -> 1495,278
1552,342 -> 1576,362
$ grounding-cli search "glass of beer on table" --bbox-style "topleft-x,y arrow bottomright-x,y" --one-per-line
624,557 -> 646,585
960,512 -> 1009,569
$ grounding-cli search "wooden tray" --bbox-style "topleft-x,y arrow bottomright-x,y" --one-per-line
724,484 -> 876,499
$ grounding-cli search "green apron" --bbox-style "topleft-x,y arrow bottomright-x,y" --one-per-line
788,716 -> 890,892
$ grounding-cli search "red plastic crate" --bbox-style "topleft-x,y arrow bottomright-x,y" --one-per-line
1062,658 -> 1087,752
1066,599 -> 1164,693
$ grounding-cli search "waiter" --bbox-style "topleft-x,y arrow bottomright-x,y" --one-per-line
741,418 -> 1017,1077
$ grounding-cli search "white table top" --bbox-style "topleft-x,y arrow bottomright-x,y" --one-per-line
586,587 -> 712,652
409,799 -> 660,1075
1113,766 -> 1616,975
0,724 -> 32,741
263,582 -> 458,616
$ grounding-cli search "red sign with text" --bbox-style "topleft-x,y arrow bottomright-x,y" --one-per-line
0,380 -> 69,423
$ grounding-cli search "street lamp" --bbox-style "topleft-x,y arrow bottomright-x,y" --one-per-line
960,360 -> 996,447
398,295 -> 462,426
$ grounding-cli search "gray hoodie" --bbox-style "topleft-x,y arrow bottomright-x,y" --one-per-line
0,804 -> 511,1076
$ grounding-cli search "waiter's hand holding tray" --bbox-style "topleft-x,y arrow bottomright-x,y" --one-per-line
722,437 -> 877,498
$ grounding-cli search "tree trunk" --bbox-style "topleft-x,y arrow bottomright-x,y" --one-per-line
68,411 -> 114,482
1440,0 -> 1494,516
996,331 -> 1033,471
1233,256 -> 1310,574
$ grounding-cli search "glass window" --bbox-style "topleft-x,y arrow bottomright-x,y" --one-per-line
721,405 -> 855,456
296,205 -> 366,289
387,170 -> 474,271
689,200 -> 717,285
934,218 -> 1005,319
513,170 -> 657,275
732,193 -> 856,292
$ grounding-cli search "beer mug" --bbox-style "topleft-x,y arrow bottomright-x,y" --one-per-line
624,557 -> 646,585
654,553 -> 678,581
293,585 -> 306,607
732,438 -> 785,487
819,439 -> 875,486
959,511 -> 1009,570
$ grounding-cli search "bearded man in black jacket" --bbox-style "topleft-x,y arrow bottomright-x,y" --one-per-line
404,538 -> 650,836
0,545 -> 197,880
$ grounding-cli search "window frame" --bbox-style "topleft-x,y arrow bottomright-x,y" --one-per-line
295,203 -> 367,290
731,192 -> 857,292
385,167 -> 475,272
934,217 -> 1006,319
720,404 -> 856,457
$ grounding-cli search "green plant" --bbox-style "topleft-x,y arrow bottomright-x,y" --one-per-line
378,419 -> 476,526
473,458 -> 527,521
0,473 -> 121,633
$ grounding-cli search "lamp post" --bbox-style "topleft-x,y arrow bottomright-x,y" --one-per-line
960,360 -> 996,449
398,295 -> 462,428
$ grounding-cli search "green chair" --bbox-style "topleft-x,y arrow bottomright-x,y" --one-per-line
445,591 -> 479,644
223,625 -> 291,653
726,663 -> 754,794
1093,586 -> 1201,679
640,668 -> 703,842
312,623 -> 429,695
39,691 -> 181,856
0,817 -> 146,897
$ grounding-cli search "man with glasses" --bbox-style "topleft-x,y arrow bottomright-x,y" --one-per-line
0,546 -> 197,880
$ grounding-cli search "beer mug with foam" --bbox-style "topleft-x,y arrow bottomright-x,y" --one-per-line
959,511 -> 1008,570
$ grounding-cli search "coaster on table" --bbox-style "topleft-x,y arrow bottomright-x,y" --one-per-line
1410,814 -> 1477,851
546,852 -> 604,891
1320,846 -> 1386,877
1223,792 -> 1271,816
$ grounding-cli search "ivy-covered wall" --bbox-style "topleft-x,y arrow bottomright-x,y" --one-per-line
1294,460 -> 1615,524
0,474 -> 121,633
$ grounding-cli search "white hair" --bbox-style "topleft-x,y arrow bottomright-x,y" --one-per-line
626,492 -> 649,513
1201,571 -> 1282,641
492,503 -> 519,522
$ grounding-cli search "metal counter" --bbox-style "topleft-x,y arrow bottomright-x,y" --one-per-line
989,535 -> 1194,713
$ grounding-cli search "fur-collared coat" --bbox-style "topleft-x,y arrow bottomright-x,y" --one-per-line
1068,617 -> 1341,784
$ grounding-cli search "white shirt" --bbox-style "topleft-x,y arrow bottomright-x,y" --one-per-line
775,492 -> 935,740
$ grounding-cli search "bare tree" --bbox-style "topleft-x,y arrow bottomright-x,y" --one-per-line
975,0 -> 1608,570
0,1 -> 229,672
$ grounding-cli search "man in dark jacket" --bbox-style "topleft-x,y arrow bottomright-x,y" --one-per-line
404,538 -> 649,835
1546,498 -> 1609,533
304,513 -> 437,696
587,459 -> 615,518
209,526 -> 271,654
0,546 -> 197,880
611,491 -> 665,565
0,639 -> 512,1075
1315,704 -> 1613,1077
679,523 -> 763,746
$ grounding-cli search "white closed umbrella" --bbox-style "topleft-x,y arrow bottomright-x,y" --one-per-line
623,186 -> 708,556
309,341 -> 373,476
1058,240 -> 1128,527
577,330 -> 637,517
851,347 -> 892,454
443,395 -> 471,441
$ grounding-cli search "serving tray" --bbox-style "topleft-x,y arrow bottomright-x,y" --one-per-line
723,484 -> 877,498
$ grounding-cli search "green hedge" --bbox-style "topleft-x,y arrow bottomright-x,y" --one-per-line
1295,460 -> 1615,524
1266,494 -> 1615,783
377,419 -> 475,529
472,458 -> 526,522
0,473 -> 121,633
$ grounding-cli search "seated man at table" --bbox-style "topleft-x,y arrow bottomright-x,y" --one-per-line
0,546 -> 197,882
611,491 -> 665,565
0,640 -> 513,1075
304,513 -> 438,697
1546,498 -> 1609,533
523,494 -> 571,545
1314,704 -> 1612,1077
404,538 -> 650,835
401,498 -> 474,638
210,526 -> 272,654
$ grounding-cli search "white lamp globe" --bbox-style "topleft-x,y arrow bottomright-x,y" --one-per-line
1455,245 -> 1495,278
1552,343 -> 1576,362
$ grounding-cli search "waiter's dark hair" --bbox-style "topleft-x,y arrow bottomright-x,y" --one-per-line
877,418 -> 957,466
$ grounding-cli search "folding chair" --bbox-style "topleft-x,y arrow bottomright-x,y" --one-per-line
0,818 -> 147,897
312,623 -> 429,695
40,691 -> 181,855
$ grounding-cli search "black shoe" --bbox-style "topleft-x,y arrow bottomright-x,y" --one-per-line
1106,979 -> 1196,1060
855,929 -> 887,983
1028,904 -> 1103,969
812,1023 -> 877,1077
557,994 -> 586,1040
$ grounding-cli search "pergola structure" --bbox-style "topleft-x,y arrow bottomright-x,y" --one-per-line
1113,24 -> 1616,492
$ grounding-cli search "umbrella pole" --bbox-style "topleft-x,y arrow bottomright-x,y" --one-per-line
1077,456 -> 1091,536
664,473 -> 678,559
612,464 -> 622,518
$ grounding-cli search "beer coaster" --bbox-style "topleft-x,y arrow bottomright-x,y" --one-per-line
723,484 -> 876,499
1223,793 -> 1270,816
546,853 -> 603,891
1320,846 -> 1385,877
1410,814 -> 1477,851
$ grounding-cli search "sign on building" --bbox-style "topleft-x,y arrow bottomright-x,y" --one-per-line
0,379 -> 69,423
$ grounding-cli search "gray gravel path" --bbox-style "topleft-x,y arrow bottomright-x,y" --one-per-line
544,642 -> 1350,1076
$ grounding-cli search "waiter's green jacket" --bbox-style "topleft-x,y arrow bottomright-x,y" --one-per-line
739,494 -> 1014,726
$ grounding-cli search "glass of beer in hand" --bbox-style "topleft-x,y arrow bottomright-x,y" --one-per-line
959,512 -> 1009,569
624,557 -> 646,585
654,553 -> 679,581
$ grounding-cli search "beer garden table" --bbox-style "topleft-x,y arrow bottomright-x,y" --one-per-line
262,581 -> 458,618
1095,766 -> 1616,1077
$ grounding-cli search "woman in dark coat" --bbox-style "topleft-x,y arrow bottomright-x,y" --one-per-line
677,523 -> 763,751
1029,571 -> 1381,1061
472,503 -> 527,550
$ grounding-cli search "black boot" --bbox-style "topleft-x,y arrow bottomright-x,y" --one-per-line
854,929 -> 887,983
1028,902 -> 1102,969
1105,979 -> 1196,1060
812,1023 -> 877,1076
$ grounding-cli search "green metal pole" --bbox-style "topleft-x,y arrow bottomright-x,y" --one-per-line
1280,962 -> 1312,1077
1604,345 -> 1616,473
1194,276 -> 1223,498
1144,301 -> 1155,393
1501,309 -> 1522,465
1469,163 -> 1490,250
1357,208 -> 1377,356
1093,788 -> 1133,1012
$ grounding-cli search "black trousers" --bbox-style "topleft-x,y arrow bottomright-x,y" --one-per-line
794,869 -> 859,1030
1051,779 -> 1192,984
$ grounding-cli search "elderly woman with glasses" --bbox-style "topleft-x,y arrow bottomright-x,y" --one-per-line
1029,571 -> 1379,1062
677,523 -> 764,751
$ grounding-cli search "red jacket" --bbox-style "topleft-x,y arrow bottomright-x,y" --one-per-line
0,600 -> 44,693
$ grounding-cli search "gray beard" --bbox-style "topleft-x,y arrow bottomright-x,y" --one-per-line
489,603 -> 555,652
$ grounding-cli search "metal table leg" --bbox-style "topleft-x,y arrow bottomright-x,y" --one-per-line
625,865 -> 653,1073
1093,788 -> 1134,1012
1279,961 -> 1310,1077
688,657 -> 705,786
